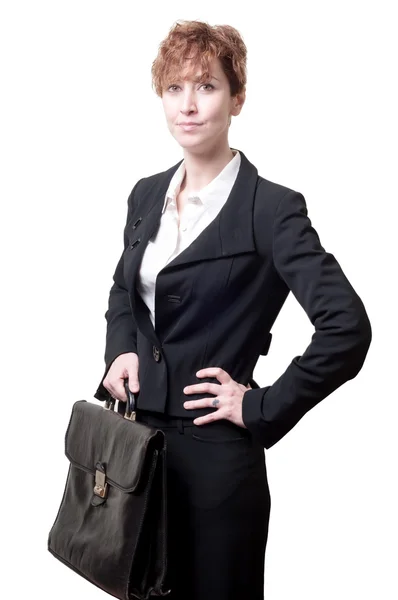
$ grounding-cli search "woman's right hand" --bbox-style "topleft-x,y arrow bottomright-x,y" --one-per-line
103,352 -> 140,402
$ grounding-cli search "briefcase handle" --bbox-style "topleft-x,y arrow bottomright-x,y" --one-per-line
104,378 -> 137,421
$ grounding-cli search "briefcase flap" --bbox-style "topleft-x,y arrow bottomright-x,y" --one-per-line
65,400 -> 162,493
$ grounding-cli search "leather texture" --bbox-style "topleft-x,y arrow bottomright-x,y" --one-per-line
48,399 -> 172,599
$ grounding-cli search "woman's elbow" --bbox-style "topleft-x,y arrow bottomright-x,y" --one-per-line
346,308 -> 372,379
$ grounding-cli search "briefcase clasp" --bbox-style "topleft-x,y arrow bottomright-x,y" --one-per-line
93,469 -> 108,499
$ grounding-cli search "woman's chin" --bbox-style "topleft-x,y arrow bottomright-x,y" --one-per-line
176,137 -> 206,150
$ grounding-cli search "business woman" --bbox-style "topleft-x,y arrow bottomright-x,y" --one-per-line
94,19 -> 372,600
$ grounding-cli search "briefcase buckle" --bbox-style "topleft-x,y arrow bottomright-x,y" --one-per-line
93,469 -> 108,498
104,397 -> 115,411
124,410 -> 136,421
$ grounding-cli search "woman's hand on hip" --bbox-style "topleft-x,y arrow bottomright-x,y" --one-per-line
183,367 -> 252,428
103,352 -> 140,402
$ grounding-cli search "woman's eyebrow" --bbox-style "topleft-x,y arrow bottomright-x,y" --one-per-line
191,75 -> 219,82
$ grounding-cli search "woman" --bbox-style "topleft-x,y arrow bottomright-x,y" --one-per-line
94,20 -> 372,600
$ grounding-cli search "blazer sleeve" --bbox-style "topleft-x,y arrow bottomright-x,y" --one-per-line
242,189 -> 372,449
94,178 -> 144,401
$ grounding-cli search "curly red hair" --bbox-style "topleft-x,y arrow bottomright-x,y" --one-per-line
151,20 -> 247,98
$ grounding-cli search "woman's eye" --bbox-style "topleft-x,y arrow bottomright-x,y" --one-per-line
167,83 -> 214,92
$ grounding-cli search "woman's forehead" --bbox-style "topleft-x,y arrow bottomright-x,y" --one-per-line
168,57 -> 219,81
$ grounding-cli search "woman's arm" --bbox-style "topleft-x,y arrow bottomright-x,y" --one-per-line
242,190 -> 372,449
94,178 -> 144,401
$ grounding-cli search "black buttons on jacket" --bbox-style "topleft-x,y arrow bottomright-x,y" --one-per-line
132,217 -> 142,230
129,238 -> 140,250
152,346 -> 161,362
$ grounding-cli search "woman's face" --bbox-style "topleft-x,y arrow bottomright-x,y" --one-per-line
161,56 -> 245,153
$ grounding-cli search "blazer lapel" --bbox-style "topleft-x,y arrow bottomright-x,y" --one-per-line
123,160 -> 183,345
124,149 -> 259,344
163,149 -> 258,270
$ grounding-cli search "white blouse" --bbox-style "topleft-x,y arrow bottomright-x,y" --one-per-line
137,149 -> 241,329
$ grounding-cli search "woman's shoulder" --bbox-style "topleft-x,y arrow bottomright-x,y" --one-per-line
135,159 -> 183,191
253,175 -> 304,225
127,159 -> 183,208
256,173 -> 301,204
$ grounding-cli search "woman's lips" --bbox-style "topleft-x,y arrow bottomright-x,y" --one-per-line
179,124 -> 202,131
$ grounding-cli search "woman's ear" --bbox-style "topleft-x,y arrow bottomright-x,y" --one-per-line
231,89 -> 246,117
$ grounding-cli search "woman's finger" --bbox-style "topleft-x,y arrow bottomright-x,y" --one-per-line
184,382 -> 221,396
184,397 -> 221,409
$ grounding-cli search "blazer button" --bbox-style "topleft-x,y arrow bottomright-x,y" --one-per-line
129,238 -> 141,250
152,346 -> 161,362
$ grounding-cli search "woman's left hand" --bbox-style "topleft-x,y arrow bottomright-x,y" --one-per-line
183,367 -> 252,428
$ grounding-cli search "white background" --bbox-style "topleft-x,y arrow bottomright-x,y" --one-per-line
1,1 -> 397,598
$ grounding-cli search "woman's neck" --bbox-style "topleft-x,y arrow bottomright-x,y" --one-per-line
180,144 -> 235,195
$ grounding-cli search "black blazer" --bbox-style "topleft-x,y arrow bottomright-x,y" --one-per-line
94,149 -> 372,449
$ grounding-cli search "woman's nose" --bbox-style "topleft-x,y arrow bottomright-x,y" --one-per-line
180,90 -> 197,114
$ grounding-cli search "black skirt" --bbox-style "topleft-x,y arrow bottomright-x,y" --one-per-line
137,410 -> 271,600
